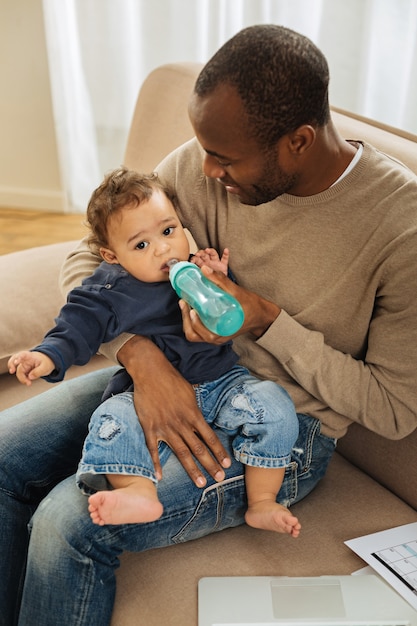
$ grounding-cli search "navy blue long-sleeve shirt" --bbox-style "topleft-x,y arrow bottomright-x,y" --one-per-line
34,262 -> 238,391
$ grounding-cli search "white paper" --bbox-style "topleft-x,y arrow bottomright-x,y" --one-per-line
345,522 -> 417,611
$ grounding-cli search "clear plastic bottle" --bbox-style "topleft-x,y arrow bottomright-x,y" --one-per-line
168,260 -> 244,336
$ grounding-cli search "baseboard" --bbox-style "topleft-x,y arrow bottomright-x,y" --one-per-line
0,186 -> 68,212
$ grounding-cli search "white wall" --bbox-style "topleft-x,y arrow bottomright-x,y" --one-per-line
0,0 -> 66,212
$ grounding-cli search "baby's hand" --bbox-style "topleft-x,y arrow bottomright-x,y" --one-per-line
192,248 -> 230,276
8,351 -> 55,386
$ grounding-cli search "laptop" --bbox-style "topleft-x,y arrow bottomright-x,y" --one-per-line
198,574 -> 417,625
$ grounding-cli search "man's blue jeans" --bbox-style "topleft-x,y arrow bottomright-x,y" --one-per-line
0,367 -> 336,626
77,365 -> 299,494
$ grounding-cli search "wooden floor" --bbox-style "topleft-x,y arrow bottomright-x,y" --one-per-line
0,208 -> 88,255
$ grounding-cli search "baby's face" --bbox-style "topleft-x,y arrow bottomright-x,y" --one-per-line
101,189 -> 190,283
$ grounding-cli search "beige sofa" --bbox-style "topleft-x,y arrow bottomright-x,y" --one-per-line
1,63 -> 417,626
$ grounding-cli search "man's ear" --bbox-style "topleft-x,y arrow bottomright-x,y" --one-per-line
100,247 -> 119,264
287,125 -> 316,155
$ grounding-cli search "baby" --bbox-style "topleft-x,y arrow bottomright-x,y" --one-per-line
9,167 -> 301,537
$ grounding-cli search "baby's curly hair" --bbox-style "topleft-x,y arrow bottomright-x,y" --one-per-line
86,167 -> 173,249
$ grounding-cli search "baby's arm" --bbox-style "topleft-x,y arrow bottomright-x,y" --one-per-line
8,351 -> 55,386
192,248 -> 230,276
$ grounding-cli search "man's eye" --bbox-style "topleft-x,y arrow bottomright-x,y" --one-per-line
135,241 -> 148,250
163,227 -> 175,236
217,159 -> 231,167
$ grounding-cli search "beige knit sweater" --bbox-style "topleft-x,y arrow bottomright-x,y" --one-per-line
60,140 -> 417,441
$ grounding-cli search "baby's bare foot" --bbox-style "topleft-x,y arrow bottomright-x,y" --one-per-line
88,488 -> 163,526
245,500 -> 301,537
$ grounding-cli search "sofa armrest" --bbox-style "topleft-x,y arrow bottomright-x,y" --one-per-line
0,241 -> 80,374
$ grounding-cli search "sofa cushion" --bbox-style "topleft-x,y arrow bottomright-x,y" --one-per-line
337,423 -> 417,510
110,452 -> 417,626
0,241 -> 79,374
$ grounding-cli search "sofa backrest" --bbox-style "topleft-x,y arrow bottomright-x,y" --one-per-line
332,106 -> 417,175
124,62 -> 417,178
124,62 -> 203,172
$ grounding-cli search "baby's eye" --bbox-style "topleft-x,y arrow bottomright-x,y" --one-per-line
163,226 -> 175,236
135,241 -> 148,250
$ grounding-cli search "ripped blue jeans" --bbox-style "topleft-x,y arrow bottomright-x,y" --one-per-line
77,365 -> 299,494
0,366 -> 336,625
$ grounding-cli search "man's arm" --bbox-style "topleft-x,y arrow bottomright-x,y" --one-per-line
117,336 -> 231,486
183,262 -> 417,441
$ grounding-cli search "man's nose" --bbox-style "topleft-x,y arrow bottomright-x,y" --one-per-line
202,153 -> 225,179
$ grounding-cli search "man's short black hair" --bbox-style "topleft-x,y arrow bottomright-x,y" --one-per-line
195,24 -> 330,147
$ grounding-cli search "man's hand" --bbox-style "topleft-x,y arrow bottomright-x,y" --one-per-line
117,336 -> 231,487
180,265 -> 281,343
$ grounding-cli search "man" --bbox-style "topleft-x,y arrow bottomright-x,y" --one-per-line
1,24 -> 416,625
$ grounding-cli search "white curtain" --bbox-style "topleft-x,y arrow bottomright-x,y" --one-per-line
42,0 -> 417,212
